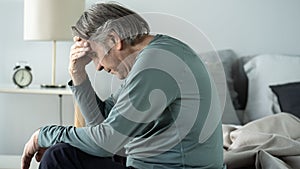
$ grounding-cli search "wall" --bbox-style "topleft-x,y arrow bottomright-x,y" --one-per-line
96,0 -> 300,56
0,0 -> 299,155
0,0 -> 75,155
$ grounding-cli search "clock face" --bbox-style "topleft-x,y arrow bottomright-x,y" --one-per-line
13,68 -> 32,88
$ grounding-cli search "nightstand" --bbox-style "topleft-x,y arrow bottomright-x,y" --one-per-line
0,85 -> 72,125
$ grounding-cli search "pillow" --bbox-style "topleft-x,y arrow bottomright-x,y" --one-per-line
200,49 -> 241,124
216,49 -> 239,107
201,49 -> 239,106
243,54 -> 300,123
232,56 -> 254,110
270,82 -> 300,118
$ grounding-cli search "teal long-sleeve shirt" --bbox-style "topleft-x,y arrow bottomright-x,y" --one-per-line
38,35 -> 224,169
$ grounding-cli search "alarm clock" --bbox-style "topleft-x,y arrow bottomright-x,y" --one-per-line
12,62 -> 33,88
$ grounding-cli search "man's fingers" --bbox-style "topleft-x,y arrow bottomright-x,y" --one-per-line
73,36 -> 81,42
70,43 -> 91,56
35,148 -> 47,162
70,36 -> 91,62
71,42 -> 90,50
71,51 -> 89,62
74,38 -> 89,48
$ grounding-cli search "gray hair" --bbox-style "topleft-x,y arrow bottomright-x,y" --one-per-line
72,2 -> 150,46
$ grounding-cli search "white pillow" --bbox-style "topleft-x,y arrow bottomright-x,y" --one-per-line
243,54 -> 300,123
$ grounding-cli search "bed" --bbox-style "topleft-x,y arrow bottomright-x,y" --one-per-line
212,49 -> 300,169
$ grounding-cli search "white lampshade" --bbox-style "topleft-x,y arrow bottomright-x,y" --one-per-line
24,0 -> 85,41
24,0 -> 85,87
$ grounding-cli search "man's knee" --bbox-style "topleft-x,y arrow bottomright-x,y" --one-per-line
39,143 -> 79,169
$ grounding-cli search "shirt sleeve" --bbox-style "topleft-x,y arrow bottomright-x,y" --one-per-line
38,125 -> 113,157
69,77 -> 116,126
38,64 -> 180,157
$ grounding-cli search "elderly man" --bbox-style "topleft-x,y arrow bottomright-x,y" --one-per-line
21,2 -> 224,169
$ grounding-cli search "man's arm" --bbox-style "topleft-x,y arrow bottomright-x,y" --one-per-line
69,77 -> 117,126
38,64 -> 180,158
68,36 -> 116,125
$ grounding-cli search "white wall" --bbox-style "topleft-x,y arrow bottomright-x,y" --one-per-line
96,0 -> 300,55
0,0 -> 299,155
0,0 -> 75,155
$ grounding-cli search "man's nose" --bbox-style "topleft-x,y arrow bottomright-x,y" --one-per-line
98,66 -> 104,71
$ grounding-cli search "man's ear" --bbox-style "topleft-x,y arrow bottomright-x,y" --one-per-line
107,31 -> 122,50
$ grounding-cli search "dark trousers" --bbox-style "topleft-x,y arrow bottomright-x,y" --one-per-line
39,143 -> 132,169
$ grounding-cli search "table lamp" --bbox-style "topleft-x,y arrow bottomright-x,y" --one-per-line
24,0 -> 85,88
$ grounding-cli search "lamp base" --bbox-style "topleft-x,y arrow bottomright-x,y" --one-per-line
40,84 -> 66,88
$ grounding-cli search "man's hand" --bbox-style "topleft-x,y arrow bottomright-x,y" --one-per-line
21,129 -> 45,169
69,36 -> 93,85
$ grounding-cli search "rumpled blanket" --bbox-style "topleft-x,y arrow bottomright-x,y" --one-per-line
223,113 -> 300,169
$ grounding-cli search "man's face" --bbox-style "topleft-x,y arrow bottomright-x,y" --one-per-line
88,40 -> 133,80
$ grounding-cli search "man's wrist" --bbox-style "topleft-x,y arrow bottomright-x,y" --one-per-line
70,72 -> 87,86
